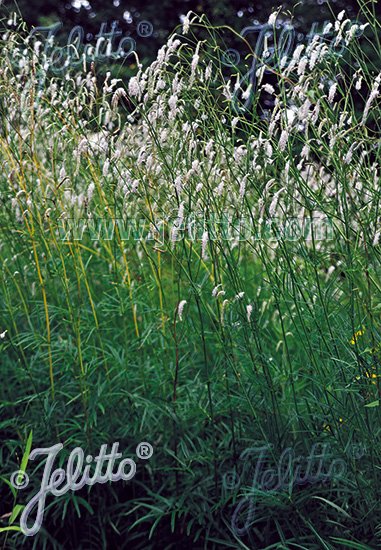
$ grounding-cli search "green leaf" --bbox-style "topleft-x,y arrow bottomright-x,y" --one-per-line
20,430 -> 33,472
311,496 -> 351,518
330,537 -> 375,550
365,400 -> 379,408
9,504 -> 24,525
0,526 -> 22,533
0,476 -> 16,498
75,496 -> 94,516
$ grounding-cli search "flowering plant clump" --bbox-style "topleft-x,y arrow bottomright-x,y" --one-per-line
0,4 -> 381,548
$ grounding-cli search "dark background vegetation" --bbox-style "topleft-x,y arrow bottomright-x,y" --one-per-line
1,0 -> 371,66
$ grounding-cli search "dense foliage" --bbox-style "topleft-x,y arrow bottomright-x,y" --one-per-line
0,3 -> 381,548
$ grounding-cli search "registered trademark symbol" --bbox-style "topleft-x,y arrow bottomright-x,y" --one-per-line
223,469 -> 241,489
136,442 -> 153,459
10,470 -> 29,489
347,443 -> 367,460
222,48 -> 240,67
137,21 -> 153,38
